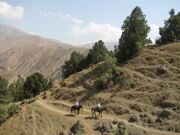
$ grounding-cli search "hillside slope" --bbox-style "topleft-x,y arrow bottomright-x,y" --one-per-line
0,24 -> 87,81
51,42 -> 180,134
0,43 -> 179,135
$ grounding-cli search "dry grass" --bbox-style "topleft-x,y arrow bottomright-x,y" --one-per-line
51,42 -> 180,134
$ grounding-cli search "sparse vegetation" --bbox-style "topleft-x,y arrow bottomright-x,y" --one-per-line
0,5 -> 180,135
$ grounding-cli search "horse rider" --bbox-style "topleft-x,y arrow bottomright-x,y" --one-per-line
75,100 -> 79,107
96,103 -> 101,109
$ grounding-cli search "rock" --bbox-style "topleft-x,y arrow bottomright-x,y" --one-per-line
112,119 -> 119,125
94,120 -> 114,134
115,121 -> 126,135
70,120 -> 85,135
130,104 -> 143,112
158,109 -> 171,119
128,114 -> 139,123
156,66 -> 168,75
160,101 -> 177,108
156,117 -> 163,123
59,131 -> 67,135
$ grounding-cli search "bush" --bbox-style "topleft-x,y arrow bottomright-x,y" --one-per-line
0,113 -> 8,124
0,105 -> 8,118
95,75 -> 109,90
0,104 -> 19,124
7,104 -> 19,116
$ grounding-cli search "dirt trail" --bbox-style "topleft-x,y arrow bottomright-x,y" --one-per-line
36,100 -> 96,134
32,107 -> 36,135
36,100 -> 179,135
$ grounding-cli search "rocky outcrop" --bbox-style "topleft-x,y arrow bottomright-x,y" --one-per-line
70,120 -> 85,135
94,120 -> 127,135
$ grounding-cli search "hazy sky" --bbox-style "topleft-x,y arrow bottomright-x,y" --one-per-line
0,0 -> 179,45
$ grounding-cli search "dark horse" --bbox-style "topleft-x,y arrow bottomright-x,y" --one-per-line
91,107 -> 107,117
71,105 -> 83,115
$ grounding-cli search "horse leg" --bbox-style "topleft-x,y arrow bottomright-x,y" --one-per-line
98,112 -> 100,117
71,108 -> 73,114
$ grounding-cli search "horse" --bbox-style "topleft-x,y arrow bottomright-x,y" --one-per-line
71,105 -> 83,115
91,106 -> 107,117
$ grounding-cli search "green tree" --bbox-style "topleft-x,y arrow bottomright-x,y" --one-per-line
23,72 -> 49,98
0,76 -> 8,103
62,51 -> 85,78
86,40 -> 110,65
116,6 -> 150,62
0,77 -> 8,96
157,9 -> 180,43
8,75 -> 25,101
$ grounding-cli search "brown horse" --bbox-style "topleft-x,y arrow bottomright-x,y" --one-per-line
91,107 -> 107,117
71,105 -> 83,115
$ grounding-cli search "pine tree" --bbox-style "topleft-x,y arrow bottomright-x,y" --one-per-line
116,6 -> 150,62
157,9 -> 180,43
86,40 -> 110,65
62,51 -> 85,78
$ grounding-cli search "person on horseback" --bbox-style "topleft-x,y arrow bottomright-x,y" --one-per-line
74,100 -> 79,107
96,103 -> 101,109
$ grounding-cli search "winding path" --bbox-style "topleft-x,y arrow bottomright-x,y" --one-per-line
36,100 -> 179,135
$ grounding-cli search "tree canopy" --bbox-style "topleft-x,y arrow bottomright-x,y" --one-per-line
116,6 -> 150,63
86,40 -> 110,65
62,51 -> 85,78
157,9 -> 180,44
0,76 -> 9,103
62,40 -> 111,79
23,72 -> 50,98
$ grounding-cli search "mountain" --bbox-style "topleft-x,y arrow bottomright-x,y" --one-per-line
81,41 -> 118,51
0,24 -> 87,81
0,42 -> 180,135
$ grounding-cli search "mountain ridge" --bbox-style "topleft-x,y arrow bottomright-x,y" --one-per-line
0,24 -> 87,81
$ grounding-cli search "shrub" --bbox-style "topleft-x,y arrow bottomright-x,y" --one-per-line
0,104 -> 19,124
7,104 -> 19,116
0,113 -> 8,124
95,75 -> 109,90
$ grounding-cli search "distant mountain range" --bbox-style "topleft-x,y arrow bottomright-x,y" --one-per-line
81,41 -> 118,51
0,24 -> 87,81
